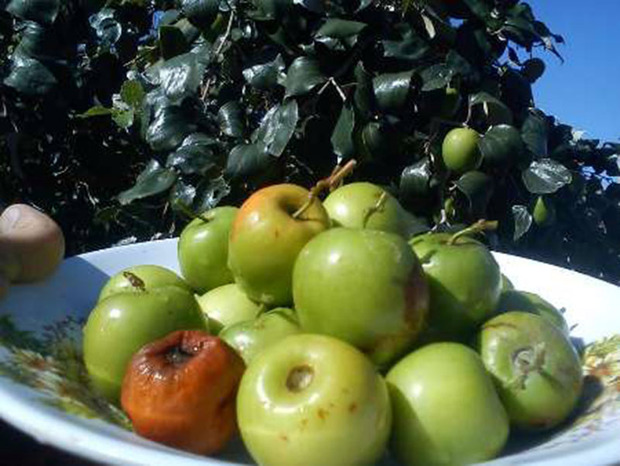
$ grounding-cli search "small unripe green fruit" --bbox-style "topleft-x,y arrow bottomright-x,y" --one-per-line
442,127 -> 482,174
533,196 -> 556,227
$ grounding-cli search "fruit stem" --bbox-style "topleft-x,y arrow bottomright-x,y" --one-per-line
362,192 -> 388,228
446,219 -> 498,245
292,160 -> 357,219
176,201 -> 211,224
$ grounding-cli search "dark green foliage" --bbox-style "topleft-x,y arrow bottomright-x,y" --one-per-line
1,0 -> 619,284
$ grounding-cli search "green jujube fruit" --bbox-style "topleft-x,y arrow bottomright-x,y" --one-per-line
220,307 -> 301,365
410,232 -> 501,342
83,285 -> 207,402
177,206 -> 238,294
98,264 -> 191,302
387,342 -> 509,465
196,283 -> 263,334
497,290 -> 569,334
475,312 -> 583,431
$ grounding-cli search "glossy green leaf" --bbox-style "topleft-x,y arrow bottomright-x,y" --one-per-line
4,55 -> 57,96
455,170 -> 494,217
462,0 -> 490,20
15,22 -> 59,63
383,24 -> 429,63
218,101 -> 246,138
146,105 -> 198,152
331,103 -> 355,163
252,100 -> 299,157
159,25 -> 190,60
78,106 -> 114,118
253,0 -> 293,20
242,54 -> 285,90
420,64 -> 452,92
316,19 -> 366,39
512,204 -> 532,241
480,124 -> 524,168
89,9 -> 122,47
521,111 -> 548,159
522,158 -> 572,194
468,91 -> 513,126
166,133 -> 217,175
400,158 -> 432,199
159,53 -> 204,102
118,160 -> 178,205
225,142 -> 274,179
120,80 -> 146,109
445,50 -> 478,83
360,121 -> 387,161
284,57 -> 326,98
170,180 -> 197,211
112,109 -> 134,129
373,71 -> 414,113
354,62 -> 374,120
181,0 -> 220,28
194,176 -> 231,212
6,0 -> 59,24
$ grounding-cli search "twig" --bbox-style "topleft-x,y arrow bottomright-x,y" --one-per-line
317,78 -> 347,102
201,11 -> 236,101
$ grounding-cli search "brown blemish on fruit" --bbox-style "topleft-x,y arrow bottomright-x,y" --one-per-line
300,418 -> 308,429
274,229 -> 280,238
280,434 -> 289,442
329,402 -> 335,408
348,402 -> 358,413
402,264 -> 429,333
123,271 -> 146,292
317,408 -> 328,420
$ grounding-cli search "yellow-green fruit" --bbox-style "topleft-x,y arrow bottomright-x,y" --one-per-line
533,196 -> 555,227
98,265 -> 191,303
196,283 -> 262,334
83,286 -> 208,402
442,127 -> 482,174
387,343 -> 509,465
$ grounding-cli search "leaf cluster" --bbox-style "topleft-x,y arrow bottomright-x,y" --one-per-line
1,0 -> 620,284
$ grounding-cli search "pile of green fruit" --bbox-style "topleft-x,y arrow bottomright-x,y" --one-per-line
82,161 -> 583,465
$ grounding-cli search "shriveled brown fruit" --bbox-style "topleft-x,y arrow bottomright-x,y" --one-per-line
0,204 -> 65,283
121,330 -> 245,455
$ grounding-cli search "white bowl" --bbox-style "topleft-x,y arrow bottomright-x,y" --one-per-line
0,239 -> 619,465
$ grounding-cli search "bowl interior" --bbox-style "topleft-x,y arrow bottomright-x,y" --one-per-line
1,239 -> 620,465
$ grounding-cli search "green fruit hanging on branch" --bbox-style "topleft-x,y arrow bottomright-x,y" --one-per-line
533,196 -> 556,227
441,127 -> 482,174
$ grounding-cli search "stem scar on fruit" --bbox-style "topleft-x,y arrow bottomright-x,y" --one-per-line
362,191 -> 388,228
447,219 -> 498,245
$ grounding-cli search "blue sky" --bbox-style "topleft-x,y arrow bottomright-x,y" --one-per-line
526,0 -> 619,143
